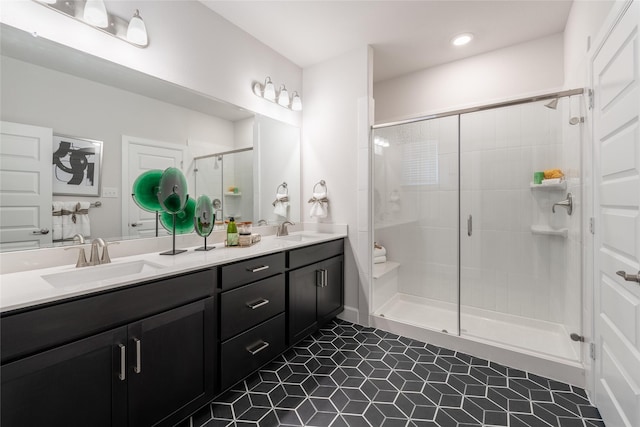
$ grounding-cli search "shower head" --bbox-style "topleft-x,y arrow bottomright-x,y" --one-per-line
544,98 -> 559,109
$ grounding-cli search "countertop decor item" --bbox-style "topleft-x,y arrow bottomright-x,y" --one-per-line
194,195 -> 214,251
157,167 -> 189,255
132,169 -> 163,237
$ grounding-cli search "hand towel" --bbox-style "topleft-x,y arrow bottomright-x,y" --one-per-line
61,202 -> 79,239
52,202 -> 64,241
374,246 -> 386,257
272,193 -> 289,217
76,201 -> 91,237
308,191 -> 328,218
374,256 -> 387,264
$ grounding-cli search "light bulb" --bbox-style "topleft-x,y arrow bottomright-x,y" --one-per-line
291,92 -> 302,111
451,33 -> 473,46
263,77 -> 276,101
277,85 -> 289,107
83,0 -> 108,28
127,10 -> 148,46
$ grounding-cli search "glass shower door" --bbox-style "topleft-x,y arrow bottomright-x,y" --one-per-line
372,115 -> 459,335
459,99 -> 581,361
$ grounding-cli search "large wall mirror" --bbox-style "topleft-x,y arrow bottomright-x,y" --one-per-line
0,24 -> 300,252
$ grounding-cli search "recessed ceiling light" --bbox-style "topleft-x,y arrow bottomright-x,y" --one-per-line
451,33 -> 474,46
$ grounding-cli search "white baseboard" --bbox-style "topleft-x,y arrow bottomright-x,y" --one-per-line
337,305 -> 359,324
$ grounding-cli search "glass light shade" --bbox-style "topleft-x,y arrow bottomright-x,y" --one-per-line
277,85 -> 289,107
263,78 -> 276,101
157,167 -> 188,214
291,92 -> 302,111
83,0 -> 108,28
40,0 -> 57,4
160,198 -> 196,234
194,195 -> 214,237
127,10 -> 148,46
132,169 -> 163,212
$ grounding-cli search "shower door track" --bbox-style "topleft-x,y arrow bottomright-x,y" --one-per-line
372,87 -> 585,129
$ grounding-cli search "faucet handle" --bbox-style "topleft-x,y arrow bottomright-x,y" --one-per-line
65,246 -> 88,268
101,241 -> 119,264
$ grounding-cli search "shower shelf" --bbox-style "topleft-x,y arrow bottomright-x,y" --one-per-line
530,181 -> 567,190
531,225 -> 568,238
373,261 -> 400,279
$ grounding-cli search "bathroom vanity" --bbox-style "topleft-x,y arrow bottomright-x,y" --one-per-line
0,232 -> 345,426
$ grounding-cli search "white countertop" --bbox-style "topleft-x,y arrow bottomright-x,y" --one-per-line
0,231 -> 346,313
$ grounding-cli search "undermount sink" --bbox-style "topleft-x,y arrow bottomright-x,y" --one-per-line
277,233 -> 322,242
42,260 -> 165,289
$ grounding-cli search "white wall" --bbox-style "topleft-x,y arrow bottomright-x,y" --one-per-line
0,0 -> 302,127
374,33 -> 565,124
1,56 -> 235,240
302,46 -> 374,323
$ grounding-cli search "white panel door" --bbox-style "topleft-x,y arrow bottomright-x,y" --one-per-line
0,121 -> 53,251
592,2 -> 640,427
122,136 -> 186,238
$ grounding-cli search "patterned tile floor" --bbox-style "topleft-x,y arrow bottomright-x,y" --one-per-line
179,320 -> 605,427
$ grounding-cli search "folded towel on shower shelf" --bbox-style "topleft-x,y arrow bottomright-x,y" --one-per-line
52,202 -> 64,241
308,191 -> 328,218
544,169 -> 564,179
541,178 -> 562,185
272,193 -> 289,217
374,256 -> 387,264
374,246 -> 387,257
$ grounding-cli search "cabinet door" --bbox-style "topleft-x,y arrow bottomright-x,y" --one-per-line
288,263 -> 319,344
317,255 -> 344,325
1,327 -> 127,427
127,297 -> 215,427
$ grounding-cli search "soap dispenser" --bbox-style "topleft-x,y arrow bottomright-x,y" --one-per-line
227,217 -> 238,246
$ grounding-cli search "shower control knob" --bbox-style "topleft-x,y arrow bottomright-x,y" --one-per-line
616,270 -> 640,284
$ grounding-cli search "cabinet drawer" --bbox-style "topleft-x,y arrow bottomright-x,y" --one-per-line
220,252 -> 285,291
220,313 -> 285,389
287,239 -> 344,269
220,275 -> 285,340
1,268 -> 216,363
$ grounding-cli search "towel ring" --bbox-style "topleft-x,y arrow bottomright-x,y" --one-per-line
313,180 -> 327,193
276,182 -> 288,195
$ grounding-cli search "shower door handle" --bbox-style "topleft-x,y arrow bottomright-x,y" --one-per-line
467,215 -> 472,236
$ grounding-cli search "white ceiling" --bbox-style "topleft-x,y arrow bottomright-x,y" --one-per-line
200,0 -> 573,83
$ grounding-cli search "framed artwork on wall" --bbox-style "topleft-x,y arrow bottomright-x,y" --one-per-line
52,134 -> 103,196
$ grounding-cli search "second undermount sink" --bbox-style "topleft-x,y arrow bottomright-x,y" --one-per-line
42,260 -> 166,289
277,233 -> 323,242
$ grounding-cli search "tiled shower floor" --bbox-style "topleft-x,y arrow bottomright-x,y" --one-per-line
178,320 -> 605,427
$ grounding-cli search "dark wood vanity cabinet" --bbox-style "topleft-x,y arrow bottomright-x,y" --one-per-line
287,240 -> 344,344
218,253 -> 287,390
0,269 -> 216,427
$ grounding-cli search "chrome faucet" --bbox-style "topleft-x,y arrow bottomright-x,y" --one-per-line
257,219 -> 268,226
89,238 -> 106,266
277,221 -> 294,237
552,193 -> 573,215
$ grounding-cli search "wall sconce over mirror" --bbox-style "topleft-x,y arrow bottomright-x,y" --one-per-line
32,0 -> 149,48
253,76 -> 302,111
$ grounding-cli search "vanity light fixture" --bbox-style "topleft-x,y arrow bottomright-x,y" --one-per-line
83,0 -> 108,28
277,84 -> 290,107
33,0 -> 149,48
253,77 -> 302,111
451,33 -> 474,46
126,9 -> 148,46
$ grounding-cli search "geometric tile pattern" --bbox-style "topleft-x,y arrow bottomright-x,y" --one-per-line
177,320 -> 605,427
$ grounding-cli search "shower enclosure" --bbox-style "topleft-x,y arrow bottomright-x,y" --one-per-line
371,90 -> 584,368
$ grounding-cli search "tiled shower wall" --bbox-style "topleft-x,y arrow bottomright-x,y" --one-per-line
374,99 -> 581,327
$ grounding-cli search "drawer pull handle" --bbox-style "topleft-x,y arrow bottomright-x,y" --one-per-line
134,338 -> 142,374
246,340 -> 270,355
247,298 -> 270,309
118,344 -> 126,381
248,265 -> 269,273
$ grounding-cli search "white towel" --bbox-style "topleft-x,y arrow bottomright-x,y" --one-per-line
60,202 -> 77,239
273,193 -> 289,217
309,191 -> 328,219
52,201 -> 64,241
374,256 -> 387,264
374,246 -> 386,257
76,202 -> 91,238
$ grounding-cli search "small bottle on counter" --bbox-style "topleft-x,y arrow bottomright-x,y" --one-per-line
226,217 -> 238,246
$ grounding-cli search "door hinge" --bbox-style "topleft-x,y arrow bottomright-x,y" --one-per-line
588,89 -> 594,110
590,342 -> 596,361
590,217 -> 595,235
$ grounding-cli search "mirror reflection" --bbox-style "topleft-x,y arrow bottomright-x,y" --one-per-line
0,24 -> 300,252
